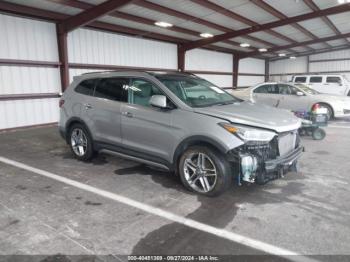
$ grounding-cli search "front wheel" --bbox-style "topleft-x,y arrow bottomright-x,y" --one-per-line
312,128 -> 326,140
178,146 -> 232,197
69,124 -> 95,161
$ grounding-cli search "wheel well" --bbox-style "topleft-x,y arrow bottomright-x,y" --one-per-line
173,138 -> 226,173
65,119 -> 90,144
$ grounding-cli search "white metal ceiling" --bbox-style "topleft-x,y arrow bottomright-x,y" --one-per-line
3,0 -> 350,58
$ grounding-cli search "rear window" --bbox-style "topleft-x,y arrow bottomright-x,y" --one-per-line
294,77 -> 307,83
310,76 -> 322,83
326,76 -> 342,84
94,78 -> 129,102
75,79 -> 98,96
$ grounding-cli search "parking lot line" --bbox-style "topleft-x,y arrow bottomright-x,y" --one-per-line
327,125 -> 350,129
0,156 -> 319,262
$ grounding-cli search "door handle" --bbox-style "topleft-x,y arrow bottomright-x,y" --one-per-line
122,111 -> 133,118
84,103 -> 92,109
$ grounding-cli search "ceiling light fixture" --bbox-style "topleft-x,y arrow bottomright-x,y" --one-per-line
338,0 -> 345,3
154,21 -> 173,28
259,48 -> 267,52
278,53 -> 286,57
200,32 -> 214,38
290,56 -> 296,59
240,43 -> 250,47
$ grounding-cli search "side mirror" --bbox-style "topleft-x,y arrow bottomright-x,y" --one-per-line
150,95 -> 167,109
296,91 -> 304,96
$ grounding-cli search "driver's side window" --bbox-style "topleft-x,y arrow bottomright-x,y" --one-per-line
278,84 -> 299,95
128,79 -> 162,107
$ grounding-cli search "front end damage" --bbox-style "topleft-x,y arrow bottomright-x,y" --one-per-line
228,130 -> 303,185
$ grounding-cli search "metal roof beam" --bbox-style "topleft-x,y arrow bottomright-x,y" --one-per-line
270,44 -> 350,61
243,32 -> 350,58
58,0 -> 135,33
181,3 -> 350,51
303,0 -> 350,45
191,0 -> 313,52
250,0 -> 329,49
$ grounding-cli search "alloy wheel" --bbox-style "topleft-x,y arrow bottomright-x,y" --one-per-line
71,128 -> 88,156
183,152 -> 217,193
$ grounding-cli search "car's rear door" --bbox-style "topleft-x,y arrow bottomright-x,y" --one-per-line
120,78 -> 175,164
89,77 -> 129,145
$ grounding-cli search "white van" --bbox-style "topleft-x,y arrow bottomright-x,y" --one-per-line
291,74 -> 350,96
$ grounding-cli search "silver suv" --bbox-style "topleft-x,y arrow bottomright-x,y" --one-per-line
59,71 -> 303,196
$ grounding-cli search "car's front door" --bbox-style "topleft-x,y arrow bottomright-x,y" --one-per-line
252,84 -> 279,107
276,84 -> 310,111
120,78 -> 175,164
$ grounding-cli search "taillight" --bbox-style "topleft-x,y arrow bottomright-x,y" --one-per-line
59,99 -> 65,108
311,103 -> 319,112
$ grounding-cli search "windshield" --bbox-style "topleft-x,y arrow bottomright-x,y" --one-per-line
155,75 -> 240,107
295,83 -> 320,95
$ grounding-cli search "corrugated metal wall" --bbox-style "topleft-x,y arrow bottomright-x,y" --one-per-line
185,49 -> 232,87
238,58 -> 265,87
270,49 -> 350,82
0,14 -> 60,130
309,49 -> 350,80
269,57 -> 308,82
185,49 -> 265,87
68,28 -> 178,69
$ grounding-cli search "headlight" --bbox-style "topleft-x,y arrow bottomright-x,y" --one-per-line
219,123 -> 277,142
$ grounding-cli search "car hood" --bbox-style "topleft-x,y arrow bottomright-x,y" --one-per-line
194,101 -> 301,133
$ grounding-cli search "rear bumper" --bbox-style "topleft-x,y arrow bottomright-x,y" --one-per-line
265,146 -> 303,172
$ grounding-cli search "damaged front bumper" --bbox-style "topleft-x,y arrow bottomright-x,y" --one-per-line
228,136 -> 303,185
265,145 -> 303,172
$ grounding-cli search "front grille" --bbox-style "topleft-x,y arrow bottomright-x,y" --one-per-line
277,131 -> 297,156
344,109 -> 350,114
228,131 -> 299,162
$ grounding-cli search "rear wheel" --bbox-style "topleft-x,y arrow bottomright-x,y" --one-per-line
318,103 -> 333,120
69,124 -> 94,161
178,146 -> 232,197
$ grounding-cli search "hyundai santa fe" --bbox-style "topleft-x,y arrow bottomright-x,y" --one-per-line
59,71 -> 303,196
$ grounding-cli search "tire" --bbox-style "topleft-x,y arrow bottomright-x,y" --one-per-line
178,146 -> 233,197
347,91 -> 350,97
312,128 -> 326,140
68,123 -> 95,161
318,103 -> 333,120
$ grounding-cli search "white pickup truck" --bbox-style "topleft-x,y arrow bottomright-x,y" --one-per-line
291,74 -> 350,96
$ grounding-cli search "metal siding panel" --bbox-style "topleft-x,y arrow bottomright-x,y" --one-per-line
67,29 -> 177,69
310,49 -> 350,60
0,14 -> 58,61
239,58 -> 265,74
310,60 -> 350,73
0,66 -> 60,94
238,76 -> 264,87
269,57 -> 308,74
0,99 -> 59,130
195,74 -> 233,88
185,49 -> 233,72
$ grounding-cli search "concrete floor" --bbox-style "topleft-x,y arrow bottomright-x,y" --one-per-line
0,120 -> 350,261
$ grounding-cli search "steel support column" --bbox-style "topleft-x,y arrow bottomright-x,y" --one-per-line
233,55 -> 240,88
57,26 -> 69,91
265,58 -> 270,82
178,45 -> 185,72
